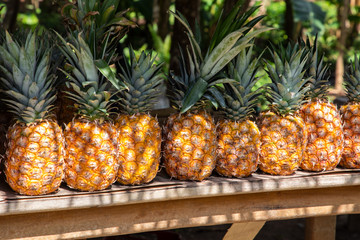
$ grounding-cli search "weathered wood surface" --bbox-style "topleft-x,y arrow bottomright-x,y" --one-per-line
0,168 -> 359,216
1,184 -> 360,239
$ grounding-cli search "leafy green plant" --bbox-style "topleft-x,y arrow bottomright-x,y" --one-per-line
148,23 -> 171,73
61,0 -> 135,60
291,0 -> 326,35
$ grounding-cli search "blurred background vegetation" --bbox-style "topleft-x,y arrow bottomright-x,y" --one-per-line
1,0 -> 360,105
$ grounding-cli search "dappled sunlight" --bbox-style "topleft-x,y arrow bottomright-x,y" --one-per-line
1,168 -> 360,215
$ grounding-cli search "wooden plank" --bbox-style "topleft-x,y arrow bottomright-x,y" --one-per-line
305,216 -> 336,240
223,222 -> 265,240
0,185 -> 360,239
1,169 -> 360,216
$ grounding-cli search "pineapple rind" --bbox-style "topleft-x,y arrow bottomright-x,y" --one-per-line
259,112 -> 305,175
340,103 -> 360,168
216,119 -> 259,177
300,100 -> 343,171
341,55 -> 360,168
116,113 -> 161,185
64,119 -> 119,191
5,120 -> 64,195
164,111 -> 217,181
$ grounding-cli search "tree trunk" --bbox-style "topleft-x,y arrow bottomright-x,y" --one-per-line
2,0 -> 20,32
333,0 -> 350,95
284,0 -> 302,41
157,0 -> 171,40
169,0 -> 201,74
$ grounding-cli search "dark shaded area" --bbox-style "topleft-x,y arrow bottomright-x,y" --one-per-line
92,215 -> 360,240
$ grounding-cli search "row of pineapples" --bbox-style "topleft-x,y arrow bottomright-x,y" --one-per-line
0,3 -> 360,196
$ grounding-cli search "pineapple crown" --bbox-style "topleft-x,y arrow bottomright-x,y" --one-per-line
56,32 -> 118,121
264,42 -> 310,116
300,36 -> 330,101
345,54 -> 360,102
221,46 -> 263,121
61,0 -> 135,61
113,47 -> 164,114
167,4 -> 269,113
0,30 -> 57,123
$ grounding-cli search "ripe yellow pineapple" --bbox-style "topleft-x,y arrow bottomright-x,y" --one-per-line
109,49 -> 163,185
57,33 -> 119,191
164,6 -> 267,181
340,55 -> 360,168
216,47 -> 261,177
0,31 -> 64,195
259,44 -> 309,175
299,38 -> 343,171
164,111 -> 217,180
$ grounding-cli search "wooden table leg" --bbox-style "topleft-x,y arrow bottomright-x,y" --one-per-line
305,216 -> 336,240
223,221 -> 266,240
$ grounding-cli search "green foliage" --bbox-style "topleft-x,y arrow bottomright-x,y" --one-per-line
17,13 -> 39,30
61,0 -> 135,61
344,55 -> 360,102
291,0 -> 326,35
200,0 -> 223,49
0,4 -> 6,23
252,69 -> 271,111
168,5 -> 269,113
3,0 -> 360,108
0,30 -> 57,123
258,1 -> 287,44
264,43 -> 310,116
148,24 -> 171,73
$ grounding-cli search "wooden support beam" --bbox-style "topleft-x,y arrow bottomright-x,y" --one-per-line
223,221 -> 266,240
305,216 -> 336,240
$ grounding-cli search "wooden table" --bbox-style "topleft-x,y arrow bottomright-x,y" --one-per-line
0,168 -> 360,240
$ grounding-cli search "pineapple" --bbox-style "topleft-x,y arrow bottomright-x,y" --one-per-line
0,31 -> 64,195
112,48 -> 163,185
216,47 -> 261,178
259,44 -> 309,175
57,33 -> 119,191
164,6 -> 268,181
299,37 -> 343,171
340,55 -> 360,168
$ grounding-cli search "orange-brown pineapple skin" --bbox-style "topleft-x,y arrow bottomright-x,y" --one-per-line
340,104 -> 360,168
300,101 -> 343,171
216,119 -> 260,177
116,113 -> 161,185
259,112 -> 305,175
64,120 -> 119,191
5,121 -> 64,195
164,112 -> 217,181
